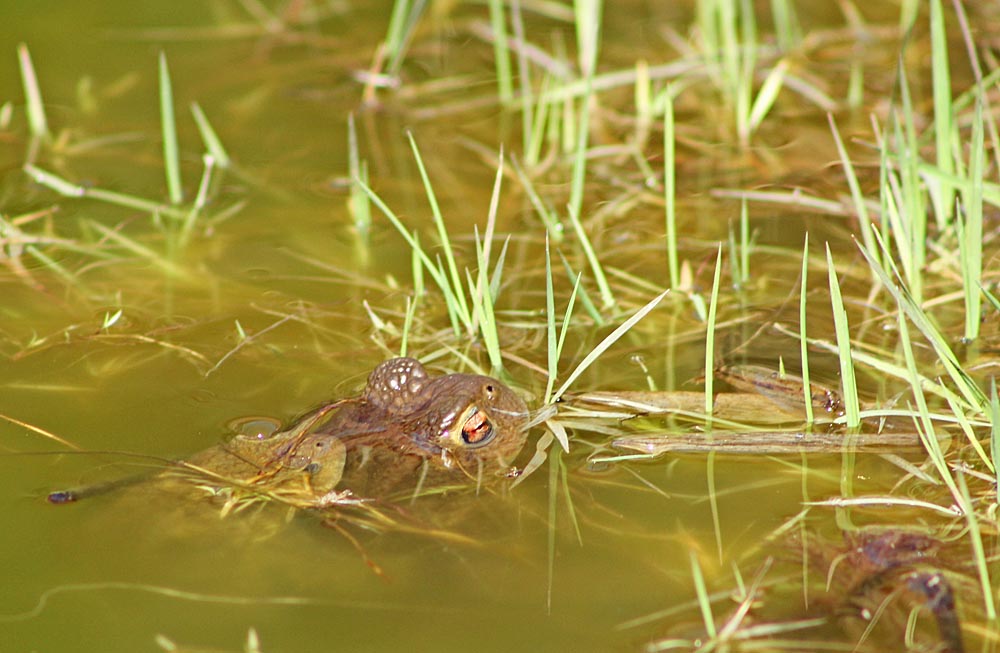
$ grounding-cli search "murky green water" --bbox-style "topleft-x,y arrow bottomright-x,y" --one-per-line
1,2 -> 995,652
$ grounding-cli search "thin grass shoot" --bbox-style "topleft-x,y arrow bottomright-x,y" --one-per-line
158,51 -> 183,205
825,244 -> 860,428
799,235 -> 814,424
17,43 -> 49,141
190,102 -> 231,169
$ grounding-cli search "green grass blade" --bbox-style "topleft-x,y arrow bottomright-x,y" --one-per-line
663,84 -> 679,289
705,246 -> 722,418
746,59 -> 788,137
861,230 -> 987,411
799,235 -> 814,424
956,470 -> 996,620
487,0 -> 513,104
0,101 -> 12,129
828,114 -> 877,270
17,43 -> 49,140
567,81 -> 592,235
407,132 -> 471,327
573,0 -> 603,78
544,237 -> 558,403
567,203 -> 615,311
347,114 -> 372,259
466,265 -> 502,372
355,177 -> 460,333
512,156 -> 563,241
23,164 -> 187,219
546,443 -> 560,613
559,253 -> 603,325
992,380 -> 1000,490
179,153 -> 214,245
190,102 -> 231,169
961,95 -> 984,340
689,550 -> 717,639
825,244 -> 861,428
159,51 -> 183,205
929,0 -> 955,224
400,295 -> 416,357
552,289 -> 667,401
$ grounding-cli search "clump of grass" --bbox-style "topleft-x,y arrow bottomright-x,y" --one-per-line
694,0 -> 790,145
19,51 -> 237,271
357,134 -> 510,371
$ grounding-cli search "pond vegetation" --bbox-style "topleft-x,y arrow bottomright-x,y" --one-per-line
1,1 -> 999,651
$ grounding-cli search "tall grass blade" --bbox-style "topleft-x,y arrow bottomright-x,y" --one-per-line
560,253 -> 603,325
689,550 -> 717,639
745,59 -> 788,137
466,265 -> 502,372
510,0 -> 534,156
705,246 -> 725,562
407,132 -> 472,326
960,95 -> 984,340
552,289 -> 668,401
897,312 -> 959,502
828,114 -> 877,270
956,471 -> 996,620
159,51 -> 183,205
992,380 -> 1000,490
487,0 -> 513,104
893,65 -> 927,300
179,153 -> 214,245
705,246 -> 722,418
544,237 -> 558,403
663,84 -> 679,289
825,244 -> 860,428
567,83 -> 592,237
860,231 -> 987,411
513,157 -> 562,241
573,0 -> 603,78
929,0 -> 954,224
400,295 -> 416,357
546,444 -> 560,613
384,0 -> 425,75
799,235 -> 814,424
190,102 -> 231,169
355,178 -> 461,334
347,113 -> 371,244
567,204 -> 615,310
17,43 -> 49,141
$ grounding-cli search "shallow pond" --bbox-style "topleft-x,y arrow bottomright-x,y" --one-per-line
2,1 -> 998,651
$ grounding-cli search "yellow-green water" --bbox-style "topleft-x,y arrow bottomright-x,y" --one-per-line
1,2 -> 996,651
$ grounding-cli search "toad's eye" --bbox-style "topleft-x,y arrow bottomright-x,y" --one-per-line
460,407 -> 495,448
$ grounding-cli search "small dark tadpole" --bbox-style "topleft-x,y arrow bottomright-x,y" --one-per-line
47,490 -> 78,505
